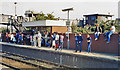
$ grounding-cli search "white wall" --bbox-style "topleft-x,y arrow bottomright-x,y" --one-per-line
22,20 -> 67,27
46,20 -> 66,26
22,20 -> 46,27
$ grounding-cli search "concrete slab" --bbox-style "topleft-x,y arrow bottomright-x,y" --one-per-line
0,42 -> 119,62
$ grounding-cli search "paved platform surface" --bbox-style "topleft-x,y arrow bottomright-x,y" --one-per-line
0,42 -> 119,62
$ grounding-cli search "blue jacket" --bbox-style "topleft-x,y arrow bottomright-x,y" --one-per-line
87,37 -> 91,43
52,34 -> 56,40
78,35 -> 83,41
16,33 -> 19,38
75,35 -> 79,41
119,36 -> 120,43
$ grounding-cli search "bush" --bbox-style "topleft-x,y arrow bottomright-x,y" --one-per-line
0,27 -> 10,33
71,21 -> 120,34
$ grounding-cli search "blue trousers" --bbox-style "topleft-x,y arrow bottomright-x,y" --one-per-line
88,42 -> 91,53
119,44 -> 120,56
95,31 -> 100,39
105,31 -> 114,42
6,37 -> 8,42
75,40 -> 80,52
59,41 -> 63,50
79,41 -> 82,52
19,39 -> 23,45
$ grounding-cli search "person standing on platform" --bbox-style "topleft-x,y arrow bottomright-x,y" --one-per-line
23,34 -> 27,45
30,34 -> 33,46
6,32 -> 9,42
105,23 -> 115,43
19,33 -> 23,45
16,32 -> 19,44
45,31 -> 48,46
87,34 -> 92,53
74,33 -> 79,53
0,32 -> 1,42
94,24 -> 102,40
12,34 -> 16,43
118,32 -> 120,56
10,33 -> 14,43
33,33 -> 37,47
51,32 -> 56,48
78,32 -> 83,53
37,31 -> 42,47
55,32 -> 59,50
59,33 -> 64,51
8,33 -> 11,43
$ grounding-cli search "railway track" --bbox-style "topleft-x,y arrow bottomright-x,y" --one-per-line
0,62 -> 19,70
1,55 -> 39,70
1,51 -> 72,70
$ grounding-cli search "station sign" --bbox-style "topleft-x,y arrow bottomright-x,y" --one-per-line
66,21 -> 70,26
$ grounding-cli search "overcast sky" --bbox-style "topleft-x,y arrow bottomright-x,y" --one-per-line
0,0 -> 120,20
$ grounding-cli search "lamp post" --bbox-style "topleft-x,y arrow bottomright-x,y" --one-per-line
8,16 -> 13,33
14,2 -> 17,16
62,8 -> 73,49
14,2 -> 19,32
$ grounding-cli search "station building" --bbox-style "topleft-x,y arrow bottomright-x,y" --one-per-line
22,20 -> 70,33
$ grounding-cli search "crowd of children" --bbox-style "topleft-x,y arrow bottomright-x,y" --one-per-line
51,32 -> 64,51
0,23 -> 118,53
74,23 -> 116,53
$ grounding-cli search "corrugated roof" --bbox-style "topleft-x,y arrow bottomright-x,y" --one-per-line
83,14 -> 114,17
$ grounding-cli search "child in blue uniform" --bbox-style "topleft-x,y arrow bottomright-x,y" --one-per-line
78,32 -> 83,53
74,33 -> 79,53
87,34 -> 92,53
118,32 -> 120,56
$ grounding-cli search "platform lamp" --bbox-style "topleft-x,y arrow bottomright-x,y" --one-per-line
14,2 -> 19,32
62,8 -> 73,49
14,2 -> 17,16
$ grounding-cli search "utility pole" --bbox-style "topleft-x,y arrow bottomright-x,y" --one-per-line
14,2 -> 19,32
14,2 -> 17,16
8,16 -> 13,33
62,8 -> 73,49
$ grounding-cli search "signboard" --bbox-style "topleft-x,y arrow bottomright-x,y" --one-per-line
1,15 -> 9,23
66,21 -> 70,26
0,14 -> 12,24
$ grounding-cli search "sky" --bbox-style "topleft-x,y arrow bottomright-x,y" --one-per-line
0,0 -> 120,20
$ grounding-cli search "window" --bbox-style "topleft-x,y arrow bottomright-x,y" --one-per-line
91,16 -> 96,20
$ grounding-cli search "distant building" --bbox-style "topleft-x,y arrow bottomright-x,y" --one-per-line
25,10 -> 40,22
83,13 -> 114,26
77,18 -> 85,27
0,14 -> 12,24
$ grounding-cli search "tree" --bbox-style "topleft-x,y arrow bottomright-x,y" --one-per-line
35,12 -> 57,21
71,23 -> 78,33
0,27 -> 10,33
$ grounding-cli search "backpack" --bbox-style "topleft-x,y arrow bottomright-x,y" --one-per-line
53,35 -> 56,40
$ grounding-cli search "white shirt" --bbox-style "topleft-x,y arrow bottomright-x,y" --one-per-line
10,34 -> 14,40
111,26 -> 115,33
55,34 -> 59,40
38,33 -> 41,39
60,35 -> 64,41
0,33 -> 1,37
